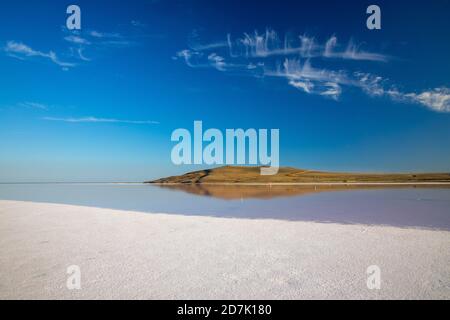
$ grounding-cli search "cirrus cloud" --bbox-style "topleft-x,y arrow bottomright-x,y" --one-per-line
42,116 -> 160,125
174,28 -> 449,112
3,41 -> 75,68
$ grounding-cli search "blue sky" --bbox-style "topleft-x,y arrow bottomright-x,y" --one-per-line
0,0 -> 449,182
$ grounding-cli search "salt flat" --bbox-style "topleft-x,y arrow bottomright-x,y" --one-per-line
0,200 -> 449,299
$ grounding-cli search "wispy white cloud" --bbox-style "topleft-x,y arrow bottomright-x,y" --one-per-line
190,41 -> 228,51
320,82 -> 342,100
175,49 -> 251,73
323,38 -> 389,62
100,39 -> 134,47
88,30 -> 122,39
82,28 -> 152,51
5,26 -> 141,70
4,21 -> 159,72
175,49 -> 203,67
64,35 -> 90,45
18,102 -> 49,110
3,41 -> 75,68
42,116 -> 160,125
388,88 -> 450,112
355,72 -> 386,96
208,53 -> 227,71
77,48 -> 91,61
268,59 -> 348,84
288,80 -> 314,93
355,72 -> 450,112
174,29 -> 389,101
324,35 -> 337,57
60,28 -> 136,66
131,20 -> 147,28
405,88 -> 450,112
174,28 -> 449,112
71,30 -> 130,48
214,29 -> 389,61
341,40 -> 389,62
187,29 -> 228,52
266,58 -> 348,99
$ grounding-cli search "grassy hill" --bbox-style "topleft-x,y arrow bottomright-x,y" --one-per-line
146,166 -> 450,184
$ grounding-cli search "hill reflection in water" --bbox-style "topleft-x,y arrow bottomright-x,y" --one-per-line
154,183 -> 447,200
1,183 -> 449,229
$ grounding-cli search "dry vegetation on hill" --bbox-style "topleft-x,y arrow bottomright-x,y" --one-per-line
147,166 -> 450,184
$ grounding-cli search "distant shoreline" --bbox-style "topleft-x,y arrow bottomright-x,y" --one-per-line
150,182 -> 450,186
0,182 -> 143,185
148,165 -> 450,185
1,182 -> 450,186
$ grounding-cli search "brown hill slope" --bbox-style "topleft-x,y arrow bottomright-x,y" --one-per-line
146,166 -> 450,184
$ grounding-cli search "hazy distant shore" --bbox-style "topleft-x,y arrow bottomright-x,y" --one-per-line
148,166 -> 450,185
151,182 -> 450,185
0,200 -> 449,299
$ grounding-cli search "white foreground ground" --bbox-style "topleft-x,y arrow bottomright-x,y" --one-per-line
0,200 -> 449,300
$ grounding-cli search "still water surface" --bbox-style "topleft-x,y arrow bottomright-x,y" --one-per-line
0,183 -> 449,230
